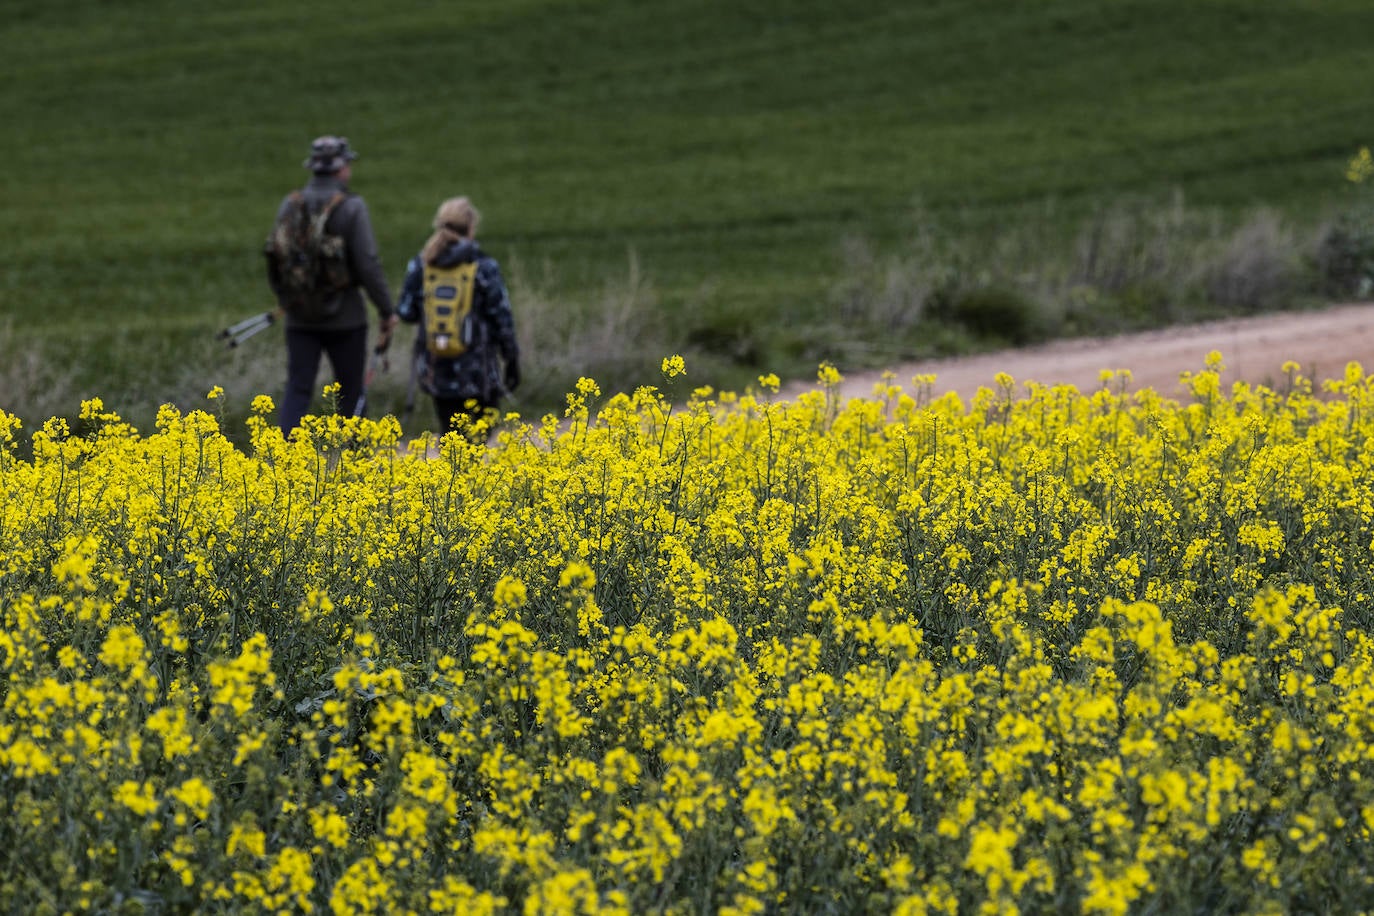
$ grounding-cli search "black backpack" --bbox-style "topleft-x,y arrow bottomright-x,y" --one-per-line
264,191 -> 352,321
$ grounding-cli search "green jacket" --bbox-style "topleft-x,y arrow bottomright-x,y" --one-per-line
270,174 -> 395,331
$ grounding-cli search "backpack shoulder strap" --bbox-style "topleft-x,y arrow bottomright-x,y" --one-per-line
321,191 -> 348,216
309,191 -> 349,236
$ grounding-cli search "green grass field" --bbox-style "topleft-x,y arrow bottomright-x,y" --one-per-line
4,0 -> 1374,437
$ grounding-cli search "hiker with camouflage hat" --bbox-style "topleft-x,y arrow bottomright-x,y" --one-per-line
268,135 -> 398,434
396,196 -> 521,439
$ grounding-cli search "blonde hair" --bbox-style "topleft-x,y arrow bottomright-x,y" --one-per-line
421,197 -> 482,264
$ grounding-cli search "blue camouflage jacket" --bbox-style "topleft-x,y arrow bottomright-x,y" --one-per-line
397,240 -> 519,403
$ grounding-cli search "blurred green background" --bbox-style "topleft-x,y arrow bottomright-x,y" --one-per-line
4,0 -> 1374,441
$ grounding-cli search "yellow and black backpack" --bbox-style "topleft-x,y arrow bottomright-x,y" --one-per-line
422,260 -> 478,358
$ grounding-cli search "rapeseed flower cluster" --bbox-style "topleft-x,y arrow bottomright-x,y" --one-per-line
4,360 -> 1374,912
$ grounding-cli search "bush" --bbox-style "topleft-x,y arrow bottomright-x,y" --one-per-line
1312,147 -> 1374,301
1200,208 -> 1299,313
828,194 -> 1327,364
1313,205 -> 1374,300
684,310 -> 765,367
935,285 -> 1047,346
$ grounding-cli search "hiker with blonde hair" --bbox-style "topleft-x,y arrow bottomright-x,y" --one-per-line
396,196 -> 521,437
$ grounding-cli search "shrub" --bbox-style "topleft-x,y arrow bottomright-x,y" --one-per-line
1312,147 -> 1374,301
1313,206 -> 1374,299
936,285 -> 1046,346
1199,208 -> 1300,313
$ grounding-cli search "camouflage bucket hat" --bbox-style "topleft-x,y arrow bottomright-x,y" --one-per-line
303,135 -> 359,173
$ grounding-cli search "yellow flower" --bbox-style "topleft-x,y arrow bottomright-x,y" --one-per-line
331,856 -> 392,914
98,625 -> 147,673
263,847 -> 315,908
207,634 -> 275,718
428,877 -> 507,914
817,362 -> 843,385
78,397 -> 106,420
310,806 -> 351,850
963,822 -> 1019,897
114,780 -> 159,818
1347,146 -> 1373,184
558,562 -> 596,590
57,646 -> 86,670
1082,862 -> 1151,915
523,869 -> 603,916
226,821 -> 267,859
170,778 -> 214,823
147,706 -> 195,758
52,535 -> 100,593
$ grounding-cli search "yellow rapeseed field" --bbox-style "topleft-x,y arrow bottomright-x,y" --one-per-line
3,354 -> 1374,914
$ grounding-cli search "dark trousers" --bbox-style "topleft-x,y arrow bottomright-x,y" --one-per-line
281,325 -> 368,433
434,396 -> 494,441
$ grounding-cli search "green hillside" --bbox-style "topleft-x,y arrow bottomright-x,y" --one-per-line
3,0 -> 1374,433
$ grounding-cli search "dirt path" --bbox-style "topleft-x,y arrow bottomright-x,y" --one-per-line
780,302 -> 1374,404
479,303 -> 1374,453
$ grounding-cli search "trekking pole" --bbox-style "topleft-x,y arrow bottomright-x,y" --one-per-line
495,382 -> 521,410
218,310 -> 279,348
402,327 -> 424,419
354,336 -> 392,419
